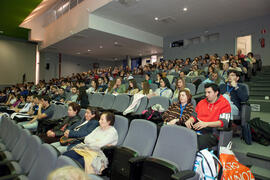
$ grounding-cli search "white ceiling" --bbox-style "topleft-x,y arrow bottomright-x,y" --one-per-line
41,0 -> 270,60
42,28 -> 163,60
92,0 -> 270,37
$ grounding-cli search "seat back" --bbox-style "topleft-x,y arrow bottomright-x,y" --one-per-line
153,125 -> 197,171
100,94 -> 115,110
5,121 -> 20,151
196,83 -> 205,94
147,96 -> 170,111
28,144 -> 59,180
19,135 -> 42,174
88,93 -> 93,104
11,129 -> 31,161
90,93 -> 103,107
114,115 -> 129,145
133,96 -> 148,115
79,109 -> 86,120
186,83 -> 196,96
123,119 -> 157,156
150,83 -> 158,91
0,115 -> 9,138
111,94 -> 130,112
55,155 -> 81,169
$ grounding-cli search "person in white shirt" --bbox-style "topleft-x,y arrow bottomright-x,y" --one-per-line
150,77 -> 173,99
63,111 -> 118,174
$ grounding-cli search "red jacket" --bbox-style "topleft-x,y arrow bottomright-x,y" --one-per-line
192,95 -> 231,127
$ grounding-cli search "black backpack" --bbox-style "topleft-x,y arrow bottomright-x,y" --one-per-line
248,117 -> 270,146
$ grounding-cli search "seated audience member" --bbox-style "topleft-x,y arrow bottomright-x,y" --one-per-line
144,73 -> 152,84
126,79 -> 139,95
14,94 -> 33,113
185,83 -> 231,150
28,95 -> 41,116
51,107 -> 100,153
47,166 -> 90,180
152,77 -> 173,99
137,81 -> 153,95
187,65 -> 199,77
220,62 -> 230,81
109,77 -> 126,94
202,71 -> 224,85
86,79 -> 98,94
172,77 -> 187,100
40,102 -> 81,143
66,86 -> 78,103
77,82 -> 89,109
237,49 -> 245,59
219,70 -> 249,118
154,73 -> 162,87
63,111 -> 118,174
97,77 -> 107,92
104,80 -> 114,94
19,96 -> 54,132
229,62 -> 242,73
54,88 -> 66,102
0,91 -> 7,103
162,89 -> 194,126
245,52 -> 256,66
124,71 -> 134,80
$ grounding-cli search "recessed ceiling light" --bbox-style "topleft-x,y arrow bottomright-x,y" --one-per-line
87,49 -> 91,52
77,52 -> 80,54
154,17 -> 159,21
99,45 -> 103,49
183,7 -> 188,11
114,58 -> 118,60
114,41 -> 118,45
139,53 -> 142,56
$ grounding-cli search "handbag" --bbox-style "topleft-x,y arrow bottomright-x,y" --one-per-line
219,142 -> 255,180
60,136 -> 77,146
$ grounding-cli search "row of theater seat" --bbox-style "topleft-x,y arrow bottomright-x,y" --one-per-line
0,116 -> 103,180
1,108 -> 200,180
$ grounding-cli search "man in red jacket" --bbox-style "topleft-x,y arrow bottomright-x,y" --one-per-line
185,83 -> 231,149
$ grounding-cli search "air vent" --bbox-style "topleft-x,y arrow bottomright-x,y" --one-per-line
158,16 -> 176,24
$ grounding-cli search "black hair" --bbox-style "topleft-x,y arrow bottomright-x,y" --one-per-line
204,83 -> 220,95
42,95 -> 51,104
161,77 -> 171,89
227,70 -> 241,77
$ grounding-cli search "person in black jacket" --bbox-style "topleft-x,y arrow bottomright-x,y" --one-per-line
40,102 -> 81,143
220,70 -> 249,119
51,107 -> 100,153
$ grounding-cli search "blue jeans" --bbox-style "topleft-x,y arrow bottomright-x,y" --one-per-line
63,150 -> 85,168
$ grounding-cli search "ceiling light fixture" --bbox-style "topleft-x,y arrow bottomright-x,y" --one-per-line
77,52 -> 81,54
154,17 -> 159,21
99,45 -> 103,49
183,7 -> 188,11
114,41 -> 118,45
87,49 -> 91,52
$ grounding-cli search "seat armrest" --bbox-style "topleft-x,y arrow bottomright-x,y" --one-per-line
171,170 -> 196,180
217,127 -> 232,131
129,156 -> 147,164
143,157 -> 179,173
240,101 -> 249,105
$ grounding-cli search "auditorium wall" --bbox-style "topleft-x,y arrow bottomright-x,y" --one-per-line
39,52 -> 123,81
0,36 -> 36,86
163,14 -> 270,65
